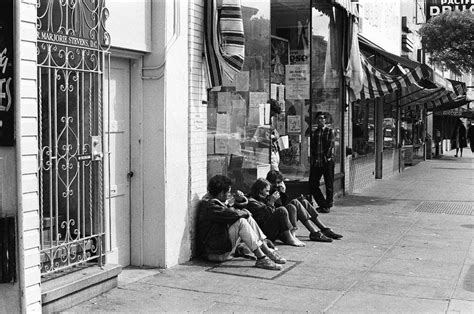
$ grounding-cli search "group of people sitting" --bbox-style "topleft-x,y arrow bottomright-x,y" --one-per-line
197,170 -> 343,271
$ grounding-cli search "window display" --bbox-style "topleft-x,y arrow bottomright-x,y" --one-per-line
352,99 -> 375,157
207,1 -> 271,192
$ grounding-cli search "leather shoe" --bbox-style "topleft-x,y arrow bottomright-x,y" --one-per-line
317,207 -> 330,213
309,232 -> 333,242
321,228 -> 343,240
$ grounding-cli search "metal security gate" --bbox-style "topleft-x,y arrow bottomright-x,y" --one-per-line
37,0 -> 110,275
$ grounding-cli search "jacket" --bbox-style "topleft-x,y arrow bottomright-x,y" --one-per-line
197,197 -> 249,255
246,195 -> 275,226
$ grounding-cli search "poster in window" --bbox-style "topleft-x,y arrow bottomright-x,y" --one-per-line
287,115 -> 301,133
271,36 -> 289,84
0,0 -> 14,146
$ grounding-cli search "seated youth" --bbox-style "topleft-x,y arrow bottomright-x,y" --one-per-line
246,178 -> 306,247
266,170 -> 343,242
197,175 -> 286,270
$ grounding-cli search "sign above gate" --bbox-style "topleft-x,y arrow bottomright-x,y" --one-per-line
0,0 -> 14,146
37,0 -> 110,50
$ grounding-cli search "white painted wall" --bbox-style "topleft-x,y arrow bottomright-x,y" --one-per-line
359,0 -> 402,54
106,0 -> 151,52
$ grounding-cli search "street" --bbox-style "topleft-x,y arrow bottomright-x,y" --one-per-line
67,150 -> 474,313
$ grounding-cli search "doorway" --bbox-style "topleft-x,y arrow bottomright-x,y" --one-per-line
104,57 -> 132,266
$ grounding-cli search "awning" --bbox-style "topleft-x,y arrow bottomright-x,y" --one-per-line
331,0 -> 359,17
354,35 -> 467,112
204,0 -> 245,88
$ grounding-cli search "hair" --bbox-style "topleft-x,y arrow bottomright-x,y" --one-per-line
250,178 -> 271,197
207,175 -> 232,197
266,170 -> 284,185
316,111 -> 326,118
268,98 -> 282,116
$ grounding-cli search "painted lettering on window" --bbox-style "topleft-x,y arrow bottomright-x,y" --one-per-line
0,48 -> 12,112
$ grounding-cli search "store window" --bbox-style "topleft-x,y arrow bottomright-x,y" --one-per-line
206,1 -> 271,192
270,0 -> 311,180
383,100 -> 398,150
352,99 -> 375,157
310,2 -> 344,174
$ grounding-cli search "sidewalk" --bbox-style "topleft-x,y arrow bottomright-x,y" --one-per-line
67,150 -> 474,313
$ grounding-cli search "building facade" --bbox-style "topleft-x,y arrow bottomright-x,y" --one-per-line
1,0 -> 469,312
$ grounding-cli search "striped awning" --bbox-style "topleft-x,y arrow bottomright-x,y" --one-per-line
354,35 -> 468,112
331,0 -> 359,17
204,0 -> 245,88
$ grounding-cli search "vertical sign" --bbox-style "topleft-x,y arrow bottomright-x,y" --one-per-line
0,0 -> 14,146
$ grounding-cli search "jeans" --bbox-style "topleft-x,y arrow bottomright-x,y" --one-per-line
206,216 -> 265,262
309,160 -> 335,208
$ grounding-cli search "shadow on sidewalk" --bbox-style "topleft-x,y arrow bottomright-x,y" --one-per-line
337,195 -> 393,207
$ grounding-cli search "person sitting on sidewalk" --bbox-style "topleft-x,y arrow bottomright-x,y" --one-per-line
197,175 -> 286,270
246,178 -> 306,247
266,170 -> 343,242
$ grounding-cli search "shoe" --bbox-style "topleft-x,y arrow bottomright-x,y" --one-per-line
309,231 -> 333,242
255,256 -> 282,270
266,250 -> 287,264
317,207 -> 330,213
321,228 -> 343,240
234,243 -> 256,260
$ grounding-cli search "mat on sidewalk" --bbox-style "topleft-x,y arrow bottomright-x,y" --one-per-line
207,258 -> 300,280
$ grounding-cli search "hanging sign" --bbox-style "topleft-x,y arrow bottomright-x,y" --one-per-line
0,0 -> 14,146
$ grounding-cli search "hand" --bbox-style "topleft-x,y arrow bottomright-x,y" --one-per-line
269,191 -> 280,204
242,208 -> 252,217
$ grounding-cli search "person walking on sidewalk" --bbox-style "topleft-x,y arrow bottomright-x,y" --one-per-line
467,120 -> 474,153
247,178 -> 306,247
309,111 -> 335,213
451,118 -> 467,157
266,170 -> 342,242
197,175 -> 286,270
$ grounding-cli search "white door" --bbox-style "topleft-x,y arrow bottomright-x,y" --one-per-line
104,57 -> 131,266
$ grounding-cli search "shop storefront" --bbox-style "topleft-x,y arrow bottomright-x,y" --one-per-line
205,0 -> 356,197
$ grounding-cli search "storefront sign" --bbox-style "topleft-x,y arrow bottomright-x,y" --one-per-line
426,0 -> 474,20
0,0 -> 14,146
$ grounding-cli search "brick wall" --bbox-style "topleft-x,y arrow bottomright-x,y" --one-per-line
188,0 -> 207,257
18,0 -> 42,311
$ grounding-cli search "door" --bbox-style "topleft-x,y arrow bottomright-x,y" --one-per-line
104,58 -> 131,266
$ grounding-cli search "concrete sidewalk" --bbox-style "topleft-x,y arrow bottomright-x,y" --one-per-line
67,150 -> 474,313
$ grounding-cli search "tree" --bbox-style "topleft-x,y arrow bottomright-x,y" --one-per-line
418,10 -> 474,75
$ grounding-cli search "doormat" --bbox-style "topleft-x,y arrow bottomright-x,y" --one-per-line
206,258 -> 301,280
415,201 -> 474,216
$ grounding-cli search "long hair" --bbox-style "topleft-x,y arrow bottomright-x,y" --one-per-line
266,170 -> 284,185
207,175 -> 232,197
250,178 -> 270,198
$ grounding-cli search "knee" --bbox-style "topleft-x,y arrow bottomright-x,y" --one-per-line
275,206 -> 289,217
286,203 -> 296,214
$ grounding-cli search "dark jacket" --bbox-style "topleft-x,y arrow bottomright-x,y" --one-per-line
246,195 -> 275,226
197,197 -> 249,255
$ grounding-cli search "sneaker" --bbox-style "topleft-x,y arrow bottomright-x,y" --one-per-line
255,256 -> 282,270
321,228 -> 343,240
266,250 -> 287,264
309,231 -> 333,242
317,207 -> 330,214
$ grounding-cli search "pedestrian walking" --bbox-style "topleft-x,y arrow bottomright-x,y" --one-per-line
467,120 -> 474,153
451,118 -> 467,157
309,111 -> 335,213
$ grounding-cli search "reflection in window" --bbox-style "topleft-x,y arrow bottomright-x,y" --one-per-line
206,1 -> 270,193
352,100 -> 375,158
311,4 -> 344,174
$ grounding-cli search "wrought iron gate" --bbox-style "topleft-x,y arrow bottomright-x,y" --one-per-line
37,0 -> 110,274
